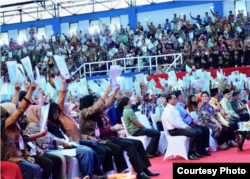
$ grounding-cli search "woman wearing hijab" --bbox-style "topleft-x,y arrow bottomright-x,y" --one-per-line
97,95 -> 160,179
79,86 -> 119,173
1,82 -> 45,179
186,95 -> 198,113
26,105 -> 65,179
46,76 -> 106,178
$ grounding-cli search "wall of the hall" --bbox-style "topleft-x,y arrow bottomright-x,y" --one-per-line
1,1 -> 230,41
137,3 -> 214,30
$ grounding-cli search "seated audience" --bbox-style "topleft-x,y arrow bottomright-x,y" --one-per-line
119,97 -> 161,158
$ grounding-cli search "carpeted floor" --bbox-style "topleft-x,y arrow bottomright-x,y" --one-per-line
147,140 -> 250,179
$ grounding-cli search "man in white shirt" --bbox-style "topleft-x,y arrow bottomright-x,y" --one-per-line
161,93 -> 207,160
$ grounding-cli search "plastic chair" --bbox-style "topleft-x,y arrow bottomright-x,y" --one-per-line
71,157 -> 82,179
150,113 -> 158,130
121,117 -> 150,150
150,114 -> 168,154
135,111 -> 142,119
190,111 -> 198,121
209,128 -> 217,152
162,120 -> 189,161
138,115 -> 152,129
188,110 -> 217,152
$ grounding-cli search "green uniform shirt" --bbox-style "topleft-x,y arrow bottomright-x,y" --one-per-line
123,107 -> 139,135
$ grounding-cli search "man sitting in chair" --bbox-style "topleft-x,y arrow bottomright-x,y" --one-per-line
162,93 -> 211,160
119,97 -> 161,158
174,91 -> 211,157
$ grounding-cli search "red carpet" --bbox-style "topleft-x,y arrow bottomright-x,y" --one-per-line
147,140 -> 250,179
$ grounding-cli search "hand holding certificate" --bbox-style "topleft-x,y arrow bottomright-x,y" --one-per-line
54,55 -> 70,79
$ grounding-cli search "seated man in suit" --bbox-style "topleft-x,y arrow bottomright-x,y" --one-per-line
231,91 -> 250,121
161,93 -> 211,160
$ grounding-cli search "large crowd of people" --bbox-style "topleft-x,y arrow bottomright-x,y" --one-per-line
1,7 -> 250,179
1,9 -> 250,83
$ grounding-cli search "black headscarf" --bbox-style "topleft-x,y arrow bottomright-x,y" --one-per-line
79,95 -> 103,127
79,95 -> 95,110
1,107 -> 10,132
47,102 -> 66,139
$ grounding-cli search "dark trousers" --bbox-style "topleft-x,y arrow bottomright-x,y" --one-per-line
33,153 -> 62,179
191,125 -> 210,152
217,126 -> 232,145
84,144 -> 114,172
103,140 -> 128,172
133,128 -> 160,154
156,121 -> 164,131
17,159 -> 42,179
107,138 -> 151,173
168,127 -> 202,153
238,113 -> 250,121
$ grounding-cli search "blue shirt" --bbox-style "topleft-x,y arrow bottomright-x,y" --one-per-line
176,102 -> 192,125
164,23 -> 171,30
190,15 -> 202,25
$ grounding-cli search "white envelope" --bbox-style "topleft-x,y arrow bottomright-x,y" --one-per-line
135,73 -> 145,84
142,46 -> 147,53
35,66 -> 42,87
185,65 -> 192,73
47,52 -> 53,56
21,56 -> 34,81
8,52 -> 12,58
108,50 -> 114,57
53,76 -> 62,90
134,82 -> 141,96
54,55 -> 70,79
40,104 -> 50,131
1,56 -> 5,62
112,48 -> 118,53
82,45 -> 88,52
137,41 -> 142,47
178,38 -> 183,44
148,43 -> 154,49
154,41 -> 159,46
6,61 -> 18,85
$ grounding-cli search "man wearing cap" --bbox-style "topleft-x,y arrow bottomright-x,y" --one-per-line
155,94 -> 167,131
231,91 -> 250,121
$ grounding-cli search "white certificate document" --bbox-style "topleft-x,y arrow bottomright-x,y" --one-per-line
54,55 -> 70,79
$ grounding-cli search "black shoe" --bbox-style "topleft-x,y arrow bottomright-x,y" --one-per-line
146,153 -> 155,158
188,154 -> 200,160
195,152 -> 204,158
143,169 -> 159,176
153,152 -> 162,157
200,151 -> 211,156
137,172 -> 150,179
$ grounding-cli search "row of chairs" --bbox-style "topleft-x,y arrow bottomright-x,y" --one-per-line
122,111 -> 217,161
